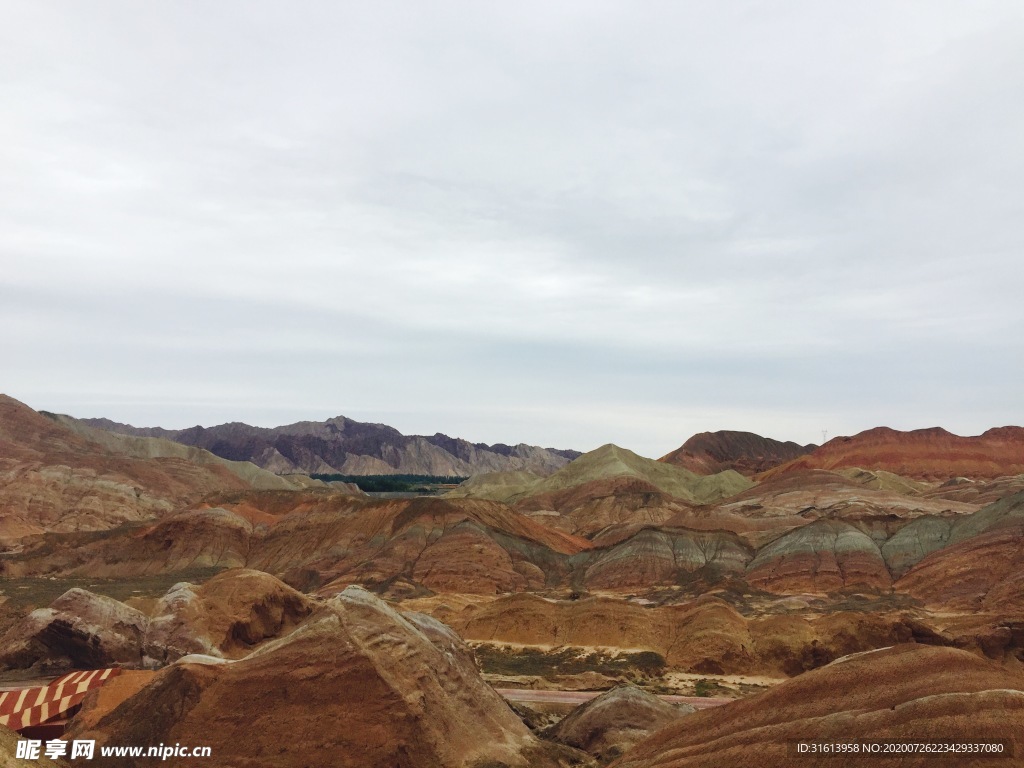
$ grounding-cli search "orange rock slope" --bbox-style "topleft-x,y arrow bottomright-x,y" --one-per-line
897,495 -> 1024,613
0,493 -> 592,596
764,426 -> 1024,481
0,395 -> 287,541
448,593 -> 946,676
3,487 -> 1019,603
0,570 -> 321,676
611,644 -> 1024,768
72,587 -> 582,768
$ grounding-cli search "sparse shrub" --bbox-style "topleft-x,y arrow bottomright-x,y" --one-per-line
694,678 -> 715,697
630,650 -> 667,674
471,644 -> 667,680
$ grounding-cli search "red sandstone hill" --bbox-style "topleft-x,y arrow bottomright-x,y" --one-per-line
0,493 -> 592,597
512,475 -> 691,536
660,431 -> 815,476
72,587 -> 581,768
0,395 -> 302,542
611,644 -> 1024,767
1,485 -> 1014,603
762,426 -> 1024,481
896,490 -> 1024,613
447,593 -> 948,676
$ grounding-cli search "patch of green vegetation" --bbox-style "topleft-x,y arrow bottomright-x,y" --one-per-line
823,592 -> 920,613
693,678 -> 727,697
311,474 -> 467,493
471,644 -> 666,680
640,578 -> 779,617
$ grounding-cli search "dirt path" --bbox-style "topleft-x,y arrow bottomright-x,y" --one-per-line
494,688 -> 732,709
0,677 -> 57,691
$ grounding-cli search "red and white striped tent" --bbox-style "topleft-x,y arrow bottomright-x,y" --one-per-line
0,668 -> 122,732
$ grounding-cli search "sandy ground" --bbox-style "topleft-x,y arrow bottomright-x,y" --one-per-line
0,677 -> 58,691
495,688 -> 732,710
663,671 -> 786,687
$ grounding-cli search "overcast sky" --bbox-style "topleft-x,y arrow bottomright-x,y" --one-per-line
3,1 -> 1023,457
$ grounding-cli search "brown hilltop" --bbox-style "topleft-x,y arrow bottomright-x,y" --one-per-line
0,587 -> 148,676
0,493 -> 592,596
655,466 -> 978,594
897,491 -> 1024,613
611,644 -> 1024,768
73,587 -> 581,768
763,425 -> 1024,481
513,475 -> 690,537
449,464 -> 981,596
143,568 -> 316,664
744,518 -> 893,593
2,481 -> 1010,603
0,395 -> 309,543
922,474 -> 1024,506
707,467 -> 976,551
447,593 -> 948,677
448,444 -> 753,540
0,569 -> 315,676
661,430 -> 815,476
0,394 -> 242,538
546,683 -> 694,763
250,495 -> 591,595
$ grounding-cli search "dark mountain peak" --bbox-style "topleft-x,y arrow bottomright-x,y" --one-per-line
661,430 -> 816,476
74,412 -> 577,477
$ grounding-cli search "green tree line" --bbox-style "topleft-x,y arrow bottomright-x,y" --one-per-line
311,474 -> 468,493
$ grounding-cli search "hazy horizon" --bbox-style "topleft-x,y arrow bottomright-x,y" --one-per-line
8,390 -> 1020,460
4,2 -> 1023,458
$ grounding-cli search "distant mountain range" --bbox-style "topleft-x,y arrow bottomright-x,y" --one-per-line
77,415 -> 581,477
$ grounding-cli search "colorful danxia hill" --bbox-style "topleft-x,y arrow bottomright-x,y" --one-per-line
2,392 -> 1023,767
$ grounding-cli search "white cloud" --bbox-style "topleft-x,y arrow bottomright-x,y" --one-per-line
2,0 -> 1023,456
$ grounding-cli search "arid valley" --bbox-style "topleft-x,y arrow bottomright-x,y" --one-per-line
1,393 -> 1023,766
